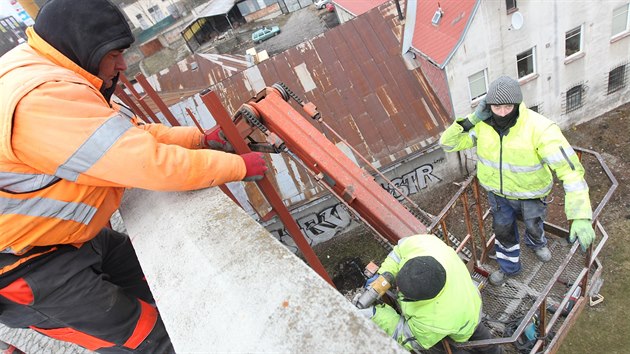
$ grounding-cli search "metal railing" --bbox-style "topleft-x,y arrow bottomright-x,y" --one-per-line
428,148 -> 617,354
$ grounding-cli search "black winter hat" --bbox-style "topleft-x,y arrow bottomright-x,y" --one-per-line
397,256 -> 446,301
34,0 -> 134,76
486,76 -> 523,105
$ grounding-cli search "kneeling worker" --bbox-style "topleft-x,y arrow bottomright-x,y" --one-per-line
357,234 -> 502,353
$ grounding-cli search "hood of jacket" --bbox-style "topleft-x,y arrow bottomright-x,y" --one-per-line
33,0 -> 134,76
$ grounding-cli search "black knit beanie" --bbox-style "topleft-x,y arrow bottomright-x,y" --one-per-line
33,0 -> 134,76
397,256 -> 447,301
486,76 -> 523,105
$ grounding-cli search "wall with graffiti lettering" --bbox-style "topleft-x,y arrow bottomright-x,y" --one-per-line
264,148 -> 465,252
377,160 -> 443,201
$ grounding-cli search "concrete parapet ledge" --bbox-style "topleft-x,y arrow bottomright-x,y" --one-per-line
0,324 -> 89,354
120,186 -> 405,353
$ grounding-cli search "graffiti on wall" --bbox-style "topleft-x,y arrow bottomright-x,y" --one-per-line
380,162 -> 443,201
270,203 -> 352,253
270,161 -> 443,252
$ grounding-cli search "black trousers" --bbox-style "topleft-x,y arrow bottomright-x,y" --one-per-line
0,228 -> 173,353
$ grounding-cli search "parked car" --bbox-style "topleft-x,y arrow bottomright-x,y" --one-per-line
251,25 -> 281,44
314,0 -> 331,9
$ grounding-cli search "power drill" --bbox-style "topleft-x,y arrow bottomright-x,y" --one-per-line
547,285 -> 582,316
355,271 -> 394,309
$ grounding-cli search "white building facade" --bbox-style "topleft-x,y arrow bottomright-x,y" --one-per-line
122,0 -> 182,30
447,1 -> 630,127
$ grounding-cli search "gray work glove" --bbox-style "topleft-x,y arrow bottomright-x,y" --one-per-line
458,98 -> 492,131
473,97 -> 492,122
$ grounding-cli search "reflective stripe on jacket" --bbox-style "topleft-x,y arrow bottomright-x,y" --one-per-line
0,28 -> 246,257
371,234 -> 481,350
439,103 -> 591,220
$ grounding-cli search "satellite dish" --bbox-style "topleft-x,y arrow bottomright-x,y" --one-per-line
511,11 -> 524,30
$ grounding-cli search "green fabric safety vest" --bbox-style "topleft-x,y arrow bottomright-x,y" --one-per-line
439,103 -> 592,220
371,234 -> 481,350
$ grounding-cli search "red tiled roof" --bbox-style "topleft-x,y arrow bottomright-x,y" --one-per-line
411,0 -> 478,67
333,0 -> 390,16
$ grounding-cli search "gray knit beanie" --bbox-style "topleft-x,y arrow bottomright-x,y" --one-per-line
486,76 -> 523,105
396,256 -> 446,301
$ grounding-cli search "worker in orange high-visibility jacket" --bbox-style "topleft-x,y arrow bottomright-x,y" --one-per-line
0,0 -> 267,352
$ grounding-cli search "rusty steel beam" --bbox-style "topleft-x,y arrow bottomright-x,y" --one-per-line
118,74 -> 161,124
245,87 -> 426,243
186,107 -> 206,132
134,73 -> 181,126
199,89 -> 334,286
183,106 -> 241,208
543,296 -> 588,353
317,120 -> 426,215
115,85 -> 151,123
116,77 -> 245,217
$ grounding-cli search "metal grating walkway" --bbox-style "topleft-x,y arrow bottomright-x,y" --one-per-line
477,235 -> 591,353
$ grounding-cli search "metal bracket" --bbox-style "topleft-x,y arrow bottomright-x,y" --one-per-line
589,294 -> 604,306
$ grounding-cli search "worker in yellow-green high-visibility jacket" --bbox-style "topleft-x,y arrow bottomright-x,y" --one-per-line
358,235 -> 502,353
439,76 -> 594,286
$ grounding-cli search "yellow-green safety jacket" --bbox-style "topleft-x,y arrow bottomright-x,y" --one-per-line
439,103 -> 591,220
371,234 -> 481,351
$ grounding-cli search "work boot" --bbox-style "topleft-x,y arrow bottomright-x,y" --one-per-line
534,246 -> 551,262
489,269 -> 520,286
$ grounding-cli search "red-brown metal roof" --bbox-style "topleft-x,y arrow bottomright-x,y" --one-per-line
333,0 -> 390,16
410,0 -> 478,67
207,1 -> 451,169
152,52 -> 251,94
126,1 -> 452,211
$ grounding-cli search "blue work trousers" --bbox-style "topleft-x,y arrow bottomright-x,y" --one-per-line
488,192 -> 547,275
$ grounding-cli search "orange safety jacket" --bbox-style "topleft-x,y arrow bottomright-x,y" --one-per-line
0,28 -> 246,264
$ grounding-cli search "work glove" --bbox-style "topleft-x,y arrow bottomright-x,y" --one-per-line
457,98 -> 492,131
356,305 -> 375,319
241,152 -> 268,182
204,126 -> 234,152
569,219 -> 596,251
470,97 -> 492,124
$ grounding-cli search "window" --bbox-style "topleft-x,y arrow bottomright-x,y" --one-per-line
608,64 -> 627,94
148,5 -> 166,22
565,25 -> 582,57
516,47 -> 536,78
506,0 -> 517,14
468,70 -> 488,101
136,13 -> 149,29
612,4 -> 630,37
566,85 -> 583,113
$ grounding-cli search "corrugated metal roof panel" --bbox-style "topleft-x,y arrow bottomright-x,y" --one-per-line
203,0 -> 450,167
152,53 -> 251,96
142,1 -> 451,209
197,0 -> 238,17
